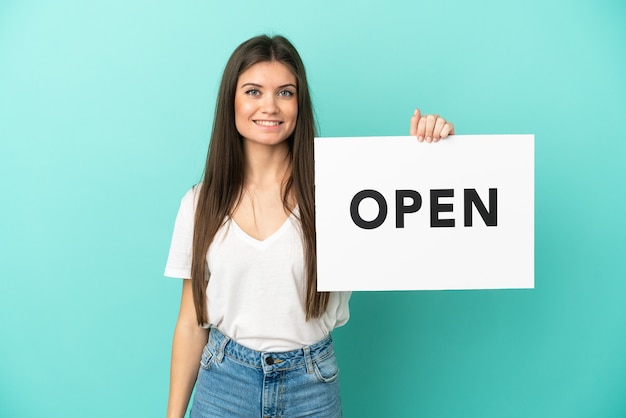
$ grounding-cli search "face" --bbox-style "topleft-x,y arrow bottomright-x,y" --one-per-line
234,61 -> 298,147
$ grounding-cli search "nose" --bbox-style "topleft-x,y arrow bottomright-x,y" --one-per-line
260,95 -> 279,114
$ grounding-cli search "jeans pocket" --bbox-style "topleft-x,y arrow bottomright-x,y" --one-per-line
200,345 -> 215,371
313,352 -> 339,383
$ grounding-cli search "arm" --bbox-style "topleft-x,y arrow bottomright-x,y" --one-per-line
410,108 -> 455,143
166,279 -> 209,418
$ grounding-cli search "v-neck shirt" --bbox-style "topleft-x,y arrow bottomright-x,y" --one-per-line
229,214 -> 293,250
164,186 -> 351,352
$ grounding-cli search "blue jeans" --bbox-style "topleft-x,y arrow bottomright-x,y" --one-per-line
190,327 -> 342,418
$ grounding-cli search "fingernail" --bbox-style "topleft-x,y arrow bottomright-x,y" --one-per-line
414,109 -> 418,115
426,136 -> 431,142
418,135 -> 424,142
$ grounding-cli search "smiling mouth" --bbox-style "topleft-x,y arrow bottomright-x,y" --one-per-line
254,120 -> 282,127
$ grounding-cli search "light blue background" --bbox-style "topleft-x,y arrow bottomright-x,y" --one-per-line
1,1 -> 625,417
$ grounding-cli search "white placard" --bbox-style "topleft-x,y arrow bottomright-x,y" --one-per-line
314,135 -> 534,291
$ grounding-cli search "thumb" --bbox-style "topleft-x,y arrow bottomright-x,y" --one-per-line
409,108 -> 421,136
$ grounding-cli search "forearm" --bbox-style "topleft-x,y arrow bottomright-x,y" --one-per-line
166,323 -> 208,418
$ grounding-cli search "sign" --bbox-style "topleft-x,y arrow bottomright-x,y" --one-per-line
314,135 -> 534,291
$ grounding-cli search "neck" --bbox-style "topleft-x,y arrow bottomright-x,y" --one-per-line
243,140 -> 291,188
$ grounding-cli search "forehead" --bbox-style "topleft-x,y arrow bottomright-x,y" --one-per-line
237,61 -> 296,86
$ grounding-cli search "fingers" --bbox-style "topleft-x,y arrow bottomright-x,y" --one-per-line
416,116 -> 426,142
433,117 -> 446,141
425,114 -> 439,142
440,121 -> 454,139
409,108 -> 421,137
410,111 -> 454,143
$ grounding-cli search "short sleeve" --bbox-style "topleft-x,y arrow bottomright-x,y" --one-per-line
331,291 -> 352,328
164,187 -> 198,278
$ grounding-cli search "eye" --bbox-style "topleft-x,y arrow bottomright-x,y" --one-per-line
278,90 -> 295,98
245,89 -> 260,96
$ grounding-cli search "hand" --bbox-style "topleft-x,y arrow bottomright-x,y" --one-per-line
409,108 -> 455,143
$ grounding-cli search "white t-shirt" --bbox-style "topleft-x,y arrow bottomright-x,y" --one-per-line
164,187 -> 351,352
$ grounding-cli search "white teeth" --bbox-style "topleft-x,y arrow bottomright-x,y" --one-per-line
255,120 -> 281,127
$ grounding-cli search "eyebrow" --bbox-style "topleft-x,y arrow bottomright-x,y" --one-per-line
240,82 -> 297,89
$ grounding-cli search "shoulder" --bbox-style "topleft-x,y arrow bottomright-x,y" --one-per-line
183,184 -> 201,201
171,184 -> 202,224
180,183 -> 202,209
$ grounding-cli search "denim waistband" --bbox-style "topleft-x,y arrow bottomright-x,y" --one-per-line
207,327 -> 334,374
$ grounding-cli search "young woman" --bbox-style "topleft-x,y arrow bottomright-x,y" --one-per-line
164,34 -> 454,418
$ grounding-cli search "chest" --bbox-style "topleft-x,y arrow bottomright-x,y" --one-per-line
230,186 -> 296,241
206,216 -> 305,286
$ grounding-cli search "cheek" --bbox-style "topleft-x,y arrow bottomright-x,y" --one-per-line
234,99 -> 251,129
234,97 -> 245,119
286,106 -> 298,136
287,103 -> 299,123
234,104 -> 246,136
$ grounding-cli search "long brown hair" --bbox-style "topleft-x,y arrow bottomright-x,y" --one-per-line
190,35 -> 328,325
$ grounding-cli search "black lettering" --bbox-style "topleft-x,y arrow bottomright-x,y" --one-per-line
464,188 -> 498,226
350,189 -> 388,229
395,190 -> 422,228
430,189 -> 455,227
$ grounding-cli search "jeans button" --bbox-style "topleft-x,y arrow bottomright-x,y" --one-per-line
265,356 -> 274,365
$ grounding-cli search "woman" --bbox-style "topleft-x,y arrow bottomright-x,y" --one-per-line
164,34 -> 454,418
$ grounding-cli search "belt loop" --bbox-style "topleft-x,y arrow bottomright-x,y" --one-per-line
215,329 -> 230,363
303,345 -> 313,374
